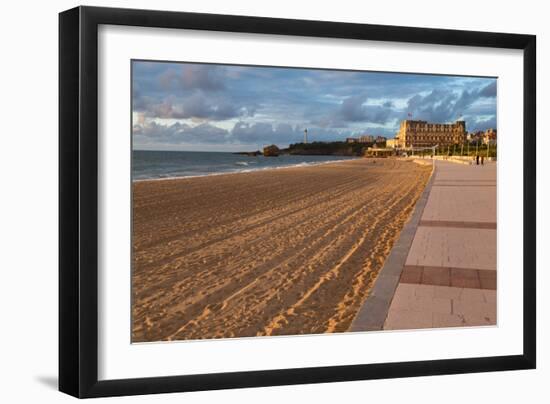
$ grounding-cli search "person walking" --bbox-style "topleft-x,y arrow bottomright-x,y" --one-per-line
476,154 -> 479,165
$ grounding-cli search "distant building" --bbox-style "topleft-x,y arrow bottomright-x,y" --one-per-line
467,131 -> 484,144
359,135 -> 375,143
347,134 -> 387,144
483,128 -> 497,145
386,138 -> 397,148
365,147 -> 395,158
395,120 -> 466,148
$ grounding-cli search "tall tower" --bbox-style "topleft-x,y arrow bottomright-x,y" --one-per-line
304,128 -> 308,144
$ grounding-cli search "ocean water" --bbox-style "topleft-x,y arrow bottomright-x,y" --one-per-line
133,150 -> 357,180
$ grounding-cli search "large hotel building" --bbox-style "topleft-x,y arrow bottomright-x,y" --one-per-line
395,120 -> 467,148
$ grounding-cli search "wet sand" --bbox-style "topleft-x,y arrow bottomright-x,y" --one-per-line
132,158 -> 432,342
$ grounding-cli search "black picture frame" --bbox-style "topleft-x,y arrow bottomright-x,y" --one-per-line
59,6 -> 536,398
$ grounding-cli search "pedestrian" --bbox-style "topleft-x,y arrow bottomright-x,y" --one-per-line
481,155 -> 485,165
476,155 -> 479,165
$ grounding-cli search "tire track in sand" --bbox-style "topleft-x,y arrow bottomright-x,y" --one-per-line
132,159 -> 431,342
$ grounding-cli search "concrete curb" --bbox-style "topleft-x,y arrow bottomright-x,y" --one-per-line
348,162 -> 436,332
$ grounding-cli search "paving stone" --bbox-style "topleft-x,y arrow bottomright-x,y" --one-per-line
400,265 -> 423,284
483,289 -> 497,304
408,296 -> 451,314
453,299 -> 494,319
413,284 -> 436,299
390,284 -> 451,313
422,186 -> 496,223
460,314 -> 496,327
450,268 -> 481,289
432,312 -> 466,328
384,309 -> 433,330
422,266 -> 451,286
406,227 -> 496,271
392,283 -> 417,299
356,161 -> 498,332
478,270 -> 497,290
459,287 -> 487,303
433,285 -> 463,300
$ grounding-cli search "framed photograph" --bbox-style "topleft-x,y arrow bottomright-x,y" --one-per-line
59,6 -> 536,398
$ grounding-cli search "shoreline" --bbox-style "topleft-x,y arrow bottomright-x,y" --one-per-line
132,158 -> 432,342
132,156 -> 360,183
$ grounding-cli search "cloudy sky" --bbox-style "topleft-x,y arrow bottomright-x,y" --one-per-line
132,61 -> 497,152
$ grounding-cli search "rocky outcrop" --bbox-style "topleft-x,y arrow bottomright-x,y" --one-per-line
234,150 -> 262,156
263,145 -> 280,157
283,141 -> 366,156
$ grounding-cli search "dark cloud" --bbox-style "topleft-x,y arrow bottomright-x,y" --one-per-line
339,94 -> 398,124
469,115 -> 497,132
478,81 -> 497,98
308,116 -> 348,129
134,120 -> 364,146
132,61 -> 497,149
463,101 -> 497,116
132,95 -> 154,111
231,122 -> 304,144
135,93 -> 256,121
453,89 -> 481,118
405,83 -> 496,124
406,88 -> 458,122
158,65 -> 226,92
340,95 -> 368,122
230,121 -> 376,144
134,121 -> 229,144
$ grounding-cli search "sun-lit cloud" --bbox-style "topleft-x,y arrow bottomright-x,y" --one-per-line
132,61 -> 497,151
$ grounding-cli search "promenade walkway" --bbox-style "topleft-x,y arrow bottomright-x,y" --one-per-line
350,159 -> 496,331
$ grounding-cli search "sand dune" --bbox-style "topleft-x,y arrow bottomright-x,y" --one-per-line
132,159 -> 431,342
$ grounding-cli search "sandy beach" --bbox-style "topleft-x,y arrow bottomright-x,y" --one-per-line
132,158 -> 432,342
